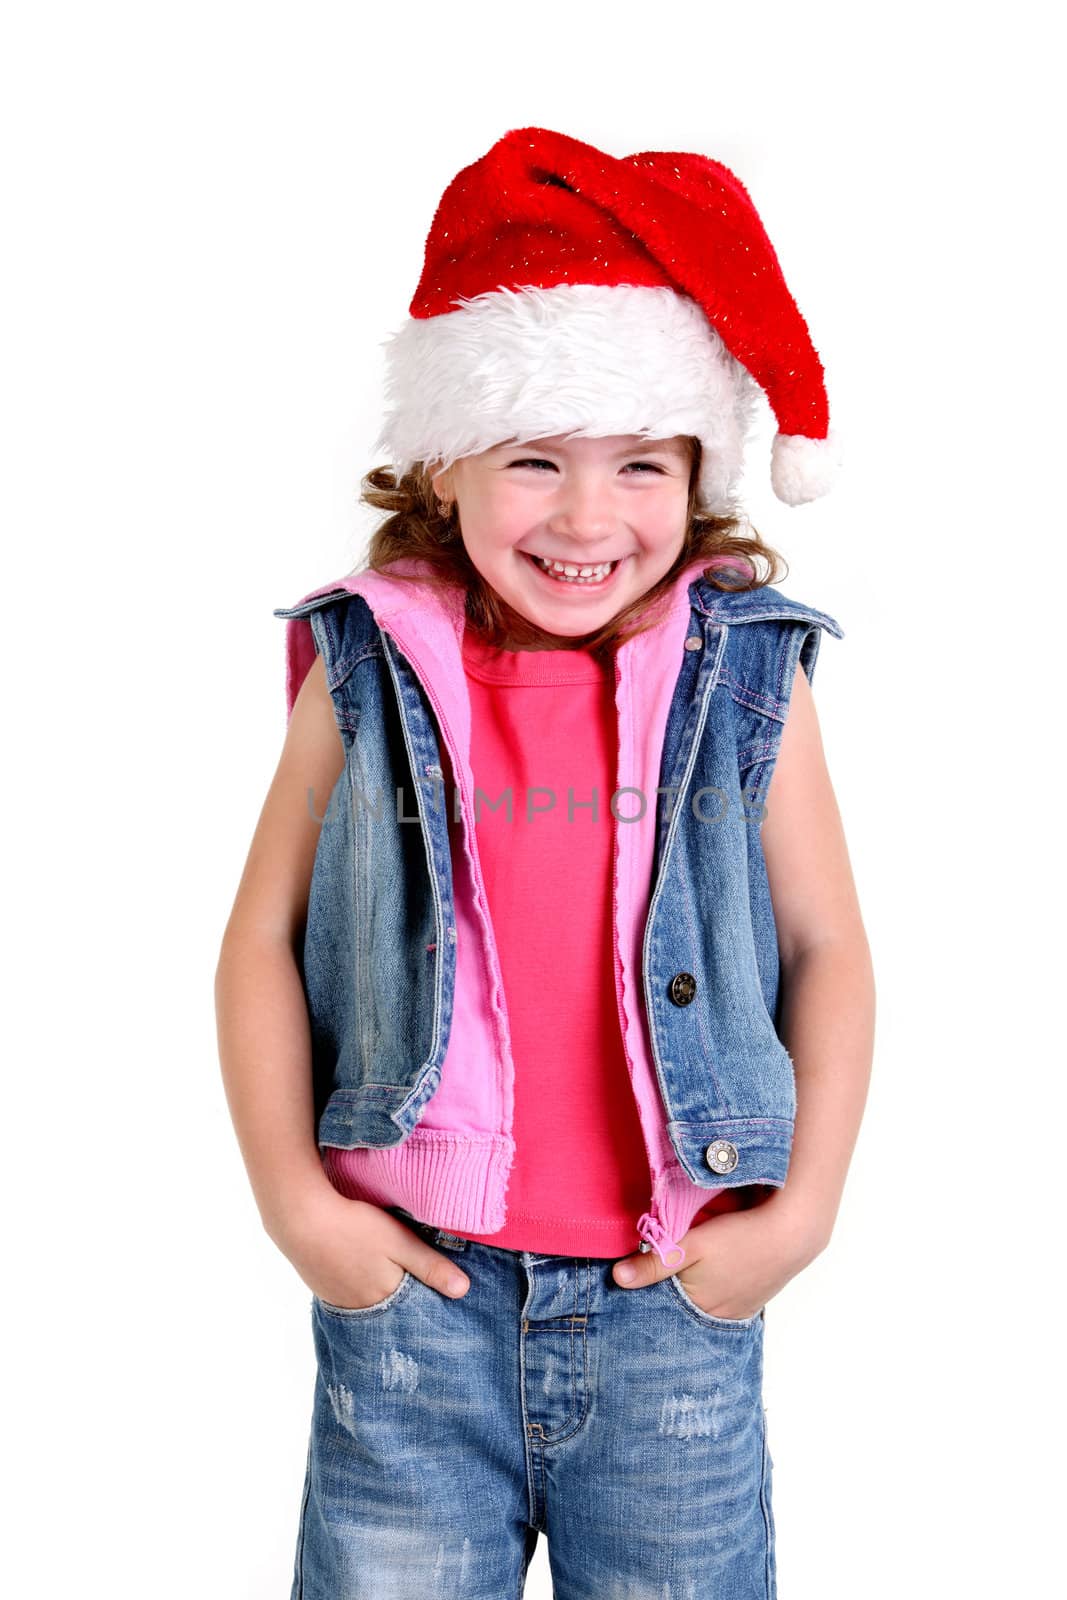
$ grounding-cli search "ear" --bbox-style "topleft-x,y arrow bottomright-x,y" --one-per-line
427,460 -> 453,501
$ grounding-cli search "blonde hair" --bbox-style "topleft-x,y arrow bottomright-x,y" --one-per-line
355,437 -> 787,656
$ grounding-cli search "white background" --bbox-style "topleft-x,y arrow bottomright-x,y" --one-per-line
5,2 -> 1064,1595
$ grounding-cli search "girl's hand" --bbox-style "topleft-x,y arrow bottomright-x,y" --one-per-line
273,1189 -> 471,1309
612,1192 -> 827,1319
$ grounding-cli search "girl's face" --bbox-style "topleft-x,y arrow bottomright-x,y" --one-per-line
431,433 -> 693,645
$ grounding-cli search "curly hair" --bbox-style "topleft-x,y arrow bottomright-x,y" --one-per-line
354,437 -> 787,657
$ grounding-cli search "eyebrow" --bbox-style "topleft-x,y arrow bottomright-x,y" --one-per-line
501,438 -> 689,459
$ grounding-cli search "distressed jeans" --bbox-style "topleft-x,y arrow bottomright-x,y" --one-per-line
291,1212 -> 776,1599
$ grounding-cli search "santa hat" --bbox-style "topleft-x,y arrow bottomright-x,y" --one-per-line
375,126 -> 840,513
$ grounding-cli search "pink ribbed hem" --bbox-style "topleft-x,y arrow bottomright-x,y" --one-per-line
653,1162 -> 736,1266
321,1130 -> 514,1234
321,1136 -> 737,1265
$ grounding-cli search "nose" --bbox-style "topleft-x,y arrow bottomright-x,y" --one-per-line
547,473 -> 617,550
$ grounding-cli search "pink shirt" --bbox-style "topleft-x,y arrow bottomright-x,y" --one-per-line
445,629 -> 743,1258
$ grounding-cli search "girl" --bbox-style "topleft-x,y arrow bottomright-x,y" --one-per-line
216,126 -> 875,1599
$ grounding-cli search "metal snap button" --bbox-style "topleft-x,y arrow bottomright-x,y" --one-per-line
668,971 -> 697,1006
684,635 -> 702,651
704,1140 -> 739,1174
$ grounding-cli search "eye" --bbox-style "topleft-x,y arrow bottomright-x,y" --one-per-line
506,459 -> 665,474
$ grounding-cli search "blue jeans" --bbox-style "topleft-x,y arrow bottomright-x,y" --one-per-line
292,1212 -> 776,1598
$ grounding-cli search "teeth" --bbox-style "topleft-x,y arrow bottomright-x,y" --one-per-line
534,555 -> 617,583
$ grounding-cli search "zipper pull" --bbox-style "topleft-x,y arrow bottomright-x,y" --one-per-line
636,1211 -> 686,1270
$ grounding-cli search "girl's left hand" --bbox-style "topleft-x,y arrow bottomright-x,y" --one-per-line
613,1192 -> 828,1318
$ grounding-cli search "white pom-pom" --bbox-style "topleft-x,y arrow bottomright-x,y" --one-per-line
770,429 -> 842,506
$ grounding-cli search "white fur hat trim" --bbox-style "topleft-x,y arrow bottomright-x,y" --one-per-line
374,283 -> 762,514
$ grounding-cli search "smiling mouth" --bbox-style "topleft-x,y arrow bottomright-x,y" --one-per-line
526,553 -> 621,585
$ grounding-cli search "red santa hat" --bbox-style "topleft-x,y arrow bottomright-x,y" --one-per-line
375,126 -> 841,513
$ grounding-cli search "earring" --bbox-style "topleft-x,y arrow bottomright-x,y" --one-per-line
436,498 -> 457,537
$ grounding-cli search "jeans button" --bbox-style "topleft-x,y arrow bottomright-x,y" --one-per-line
704,1139 -> 739,1174
668,971 -> 697,1006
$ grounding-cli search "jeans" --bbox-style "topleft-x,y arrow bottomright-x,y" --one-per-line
291,1211 -> 776,1598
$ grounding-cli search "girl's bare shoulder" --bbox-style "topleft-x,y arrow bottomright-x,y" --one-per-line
761,663 -> 861,964
226,655 -> 347,944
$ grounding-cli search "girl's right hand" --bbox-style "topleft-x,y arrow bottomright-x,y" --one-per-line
274,1188 -> 471,1308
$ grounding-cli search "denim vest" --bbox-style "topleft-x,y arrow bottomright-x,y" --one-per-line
274,559 -> 843,1266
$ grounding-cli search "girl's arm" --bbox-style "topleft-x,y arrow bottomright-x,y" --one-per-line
214,652 -> 348,1244
215,656 -> 474,1306
760,660 -> 876,1251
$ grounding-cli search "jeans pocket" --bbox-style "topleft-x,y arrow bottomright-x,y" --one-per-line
313,1269 -> 416,1318
664,1272 -> 764,1329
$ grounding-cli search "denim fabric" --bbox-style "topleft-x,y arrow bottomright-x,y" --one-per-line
291,1211 -> 775,1599
644,584 -> 829,1188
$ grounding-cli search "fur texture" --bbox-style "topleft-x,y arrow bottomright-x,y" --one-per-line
770,428 -> 843,506
375,284 -> 763,514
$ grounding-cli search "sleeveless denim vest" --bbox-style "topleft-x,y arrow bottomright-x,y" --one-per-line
274,559 -> 844,1266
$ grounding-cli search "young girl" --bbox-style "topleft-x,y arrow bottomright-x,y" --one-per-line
216,126 -> 875,1599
